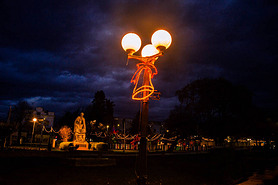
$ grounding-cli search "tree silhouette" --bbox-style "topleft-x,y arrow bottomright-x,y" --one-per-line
167,78 -> 255,145
249,108 -> 278,147
10,101 -> 33,144
56,90 -> 114,142
129,110 -> 153,135
85,90 -> 115,126
129,111 -> 140,135
55,108 -> 80,130
0,122 -> 12,149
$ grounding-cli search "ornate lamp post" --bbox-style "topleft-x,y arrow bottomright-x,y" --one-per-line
31,117 -> 37,144
121,29 -> 172,185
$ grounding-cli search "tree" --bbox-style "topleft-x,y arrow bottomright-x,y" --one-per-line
249,108 -> 278,147
85,90 -> 115,126
166,78 -> 255,144
59,126 -> 72,142
0,122 -> 12,149
129,111 -> 140,135
129,110 -> 153,135
10,101 -> 33,144
104,99 -> 115,127
84,90 -> 115,142
55,109 -> 81,130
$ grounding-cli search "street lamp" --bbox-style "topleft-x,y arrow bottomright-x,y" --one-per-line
121,33 -> 141,55
121,29 -> 172,185
31,118 -> 37,144
106,125 -> 109,132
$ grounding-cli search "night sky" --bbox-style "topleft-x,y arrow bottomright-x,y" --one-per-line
1,0 -> 278,121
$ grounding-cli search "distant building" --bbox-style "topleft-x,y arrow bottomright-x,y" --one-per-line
8,107 -> 54,145
32,107 -> 55,128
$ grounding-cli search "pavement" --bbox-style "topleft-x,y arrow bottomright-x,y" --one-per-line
1,148 -> 278,185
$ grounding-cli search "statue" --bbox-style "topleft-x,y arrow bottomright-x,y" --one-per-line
74,112 -> 86,143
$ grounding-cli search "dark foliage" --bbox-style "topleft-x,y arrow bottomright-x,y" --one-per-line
129,109 -> 154,135
129,111 -> 140,135
84,90 -> 115,141
85,90 -> 115,126
55,108 -> 81,130
55,90 -> 115,142
166,78 -> 258,143
10,101 -> 33,144
11,101 -> 32,127
0,122 -> 12,149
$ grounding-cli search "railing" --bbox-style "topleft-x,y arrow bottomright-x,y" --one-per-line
109,142 -> 212,152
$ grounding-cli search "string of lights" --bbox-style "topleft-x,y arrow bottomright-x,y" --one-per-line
42,126 -> 60,134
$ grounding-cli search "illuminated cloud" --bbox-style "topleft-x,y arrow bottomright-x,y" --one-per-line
0,0 -> 277,120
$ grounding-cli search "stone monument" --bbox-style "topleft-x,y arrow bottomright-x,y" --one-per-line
73,112 -> 88,150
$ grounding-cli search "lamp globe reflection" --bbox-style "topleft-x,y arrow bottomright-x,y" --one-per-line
141,44 -> 159,57
121,33 -> 142,54
151,29 -> 172,52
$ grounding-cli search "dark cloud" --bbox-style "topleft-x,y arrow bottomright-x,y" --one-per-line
0,0 -> 278,121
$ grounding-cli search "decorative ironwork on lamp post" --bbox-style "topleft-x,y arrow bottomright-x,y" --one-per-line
121,29 -> 172,185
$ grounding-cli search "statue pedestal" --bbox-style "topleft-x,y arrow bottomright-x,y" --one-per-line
73,141 -> 89,150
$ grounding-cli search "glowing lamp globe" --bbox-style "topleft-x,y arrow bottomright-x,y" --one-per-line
121,33 -> 141,54
141,44 -> 159,57
151,30 -> 172,51
33,118 -> 37,122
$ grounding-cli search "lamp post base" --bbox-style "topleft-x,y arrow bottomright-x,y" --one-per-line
137,136 -> 148,185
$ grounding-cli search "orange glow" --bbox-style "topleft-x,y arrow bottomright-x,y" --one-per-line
121,33 -> 141,54
130,55 -> 159,101
121,30 -> 171,101
141,44 -> 159,57
151,30 -> 172,51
